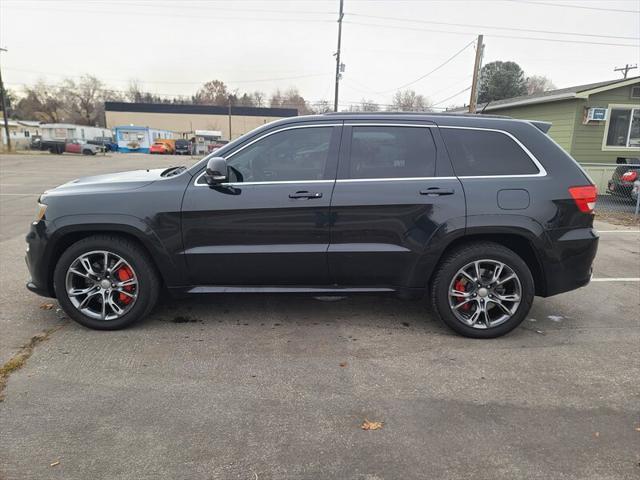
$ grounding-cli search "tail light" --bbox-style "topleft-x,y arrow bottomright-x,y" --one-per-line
569,185 -> 597,213
622,170 -> 638,182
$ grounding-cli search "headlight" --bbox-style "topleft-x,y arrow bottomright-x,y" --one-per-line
34,202 -> 47,223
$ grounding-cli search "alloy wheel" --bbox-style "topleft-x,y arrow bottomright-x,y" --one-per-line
448,259 -> 522,329
65,250 -> 138,321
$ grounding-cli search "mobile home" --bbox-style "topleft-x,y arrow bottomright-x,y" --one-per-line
114,126 -> 176,153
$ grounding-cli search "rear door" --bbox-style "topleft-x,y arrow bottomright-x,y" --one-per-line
181,123 -> 341,286
328,122 -> 465,287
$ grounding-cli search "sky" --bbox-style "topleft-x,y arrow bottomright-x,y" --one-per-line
1,0 -> 639,111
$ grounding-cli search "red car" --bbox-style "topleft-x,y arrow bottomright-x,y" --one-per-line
150,142 -> 171,154
64,140 -> 102,155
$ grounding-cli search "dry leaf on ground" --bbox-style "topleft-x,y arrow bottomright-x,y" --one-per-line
361,419 -> 383,430
50,461 -> 60,467
339,362 -> 347,367
40,303 -> 55,310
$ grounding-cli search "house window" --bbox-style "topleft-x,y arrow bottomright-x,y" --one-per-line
631,86 -> 640,99
605,107 -> 639,148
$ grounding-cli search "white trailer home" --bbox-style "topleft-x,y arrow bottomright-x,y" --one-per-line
40,123 -> 111,141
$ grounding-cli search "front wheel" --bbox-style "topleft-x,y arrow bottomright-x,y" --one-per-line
431,242 -> 534,338
53,235 -> 160,330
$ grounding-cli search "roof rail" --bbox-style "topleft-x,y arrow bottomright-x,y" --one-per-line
322,111 -> 512,119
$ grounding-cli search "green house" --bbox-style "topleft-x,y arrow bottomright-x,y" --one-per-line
478,76 -> 640,165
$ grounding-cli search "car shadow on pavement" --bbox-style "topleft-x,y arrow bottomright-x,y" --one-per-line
149,293 -> 449,334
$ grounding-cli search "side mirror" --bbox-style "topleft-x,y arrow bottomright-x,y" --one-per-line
203,157 -> 228,185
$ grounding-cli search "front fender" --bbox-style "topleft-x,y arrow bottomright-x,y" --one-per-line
48,213 -> 188,287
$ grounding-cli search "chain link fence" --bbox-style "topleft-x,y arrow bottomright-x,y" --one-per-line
583,163 -> 640,224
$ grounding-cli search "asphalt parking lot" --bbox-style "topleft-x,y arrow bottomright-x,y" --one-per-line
1,152 -> 639,480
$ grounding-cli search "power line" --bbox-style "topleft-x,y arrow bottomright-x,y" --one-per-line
2,5 -> 336,24
508,0 -> 640,14
432,86 -> 472,107
3,68 -> 330,85
349,12 -> 638,41
345,21 -> 640,47
374,40 -> 475,94
12,0 -> 336,16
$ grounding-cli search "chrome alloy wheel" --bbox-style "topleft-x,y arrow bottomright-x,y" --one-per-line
448,259 -> 522,329
65,250 -> 138,321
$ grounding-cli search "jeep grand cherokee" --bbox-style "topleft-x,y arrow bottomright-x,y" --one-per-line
25,113 -> 599,338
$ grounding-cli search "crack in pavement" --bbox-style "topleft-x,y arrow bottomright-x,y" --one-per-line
0,323 -> 66,401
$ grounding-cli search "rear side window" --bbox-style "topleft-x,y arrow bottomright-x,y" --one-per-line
441,128 -> 539,176
349,126 -> 436,178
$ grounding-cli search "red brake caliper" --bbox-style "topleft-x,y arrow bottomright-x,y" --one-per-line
116,266 -> 134,304
454,278 -> 471,311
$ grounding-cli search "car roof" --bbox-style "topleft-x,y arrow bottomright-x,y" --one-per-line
259,111 -> 550,133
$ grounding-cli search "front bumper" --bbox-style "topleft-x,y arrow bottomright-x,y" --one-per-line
25,220 -> 56,298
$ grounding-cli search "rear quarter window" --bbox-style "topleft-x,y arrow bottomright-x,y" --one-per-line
441,128 -> 539,176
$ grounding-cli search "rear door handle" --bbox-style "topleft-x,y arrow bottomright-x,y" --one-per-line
289,191 -> 323,199
420,187 -> 455,196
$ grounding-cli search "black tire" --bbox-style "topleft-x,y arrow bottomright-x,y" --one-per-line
430,242 -> 534,339
82,149 -> 95,156
53,235 -> 160,330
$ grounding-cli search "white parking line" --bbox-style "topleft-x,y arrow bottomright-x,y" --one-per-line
591,278 -> 640,282
598,230 -> 640,233
0,193 -> 40,196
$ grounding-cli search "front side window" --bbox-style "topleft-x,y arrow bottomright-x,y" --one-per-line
441,128 -> 539,176
605,107 -> 640,148
226,127 -> 333,182
348,126 -> 437,179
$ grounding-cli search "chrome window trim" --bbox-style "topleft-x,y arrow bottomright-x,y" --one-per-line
336,176 -> 456,183
439,125 -> 547,178
194,123 -> 341,186
193,122 -> 548,186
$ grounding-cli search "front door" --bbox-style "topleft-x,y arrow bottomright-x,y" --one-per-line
328,123 -> 466,287
181,123 -> 341,286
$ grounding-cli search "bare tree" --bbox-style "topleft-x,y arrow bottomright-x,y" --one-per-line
15,81 -> 64,123
390,90 -> 431,112
525,75 -> 556,95
348,98 -> 380,112
251,91 -> 265,107
270,88 -> 312,115
194,80 -> 229,106
126,79 -> 145,103
312,100 -> 332,114
60,75 -> 116,126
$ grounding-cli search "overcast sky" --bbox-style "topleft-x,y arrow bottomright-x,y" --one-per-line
1,0 -> 639,110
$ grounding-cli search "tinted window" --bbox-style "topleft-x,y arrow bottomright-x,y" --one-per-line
226,127 -> 333,182
349,126 -> 436,179
441,128 -> 539,176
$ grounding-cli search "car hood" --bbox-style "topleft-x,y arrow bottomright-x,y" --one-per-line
43,168 -> 168,197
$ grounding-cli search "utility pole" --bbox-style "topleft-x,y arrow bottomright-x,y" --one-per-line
0,47 -> 10,152
614,64 -> 637,79
227,96 -> 232,141
468,35 -> 484,114
333,0 -> 344,112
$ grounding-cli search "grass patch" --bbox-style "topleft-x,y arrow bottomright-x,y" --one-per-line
0,325 -> 63,401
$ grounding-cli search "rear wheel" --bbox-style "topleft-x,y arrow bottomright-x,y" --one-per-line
431,242 -> 534,338
53,235 -> 160,330
82,149 -> 95,156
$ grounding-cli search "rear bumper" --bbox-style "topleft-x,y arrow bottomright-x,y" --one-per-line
539,227 -> 599,297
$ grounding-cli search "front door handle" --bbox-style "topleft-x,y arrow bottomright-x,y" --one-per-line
420,187 -> 454,196
289,191 -> 323,199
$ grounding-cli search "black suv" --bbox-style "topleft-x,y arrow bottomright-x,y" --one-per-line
25,113 -> 599,338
